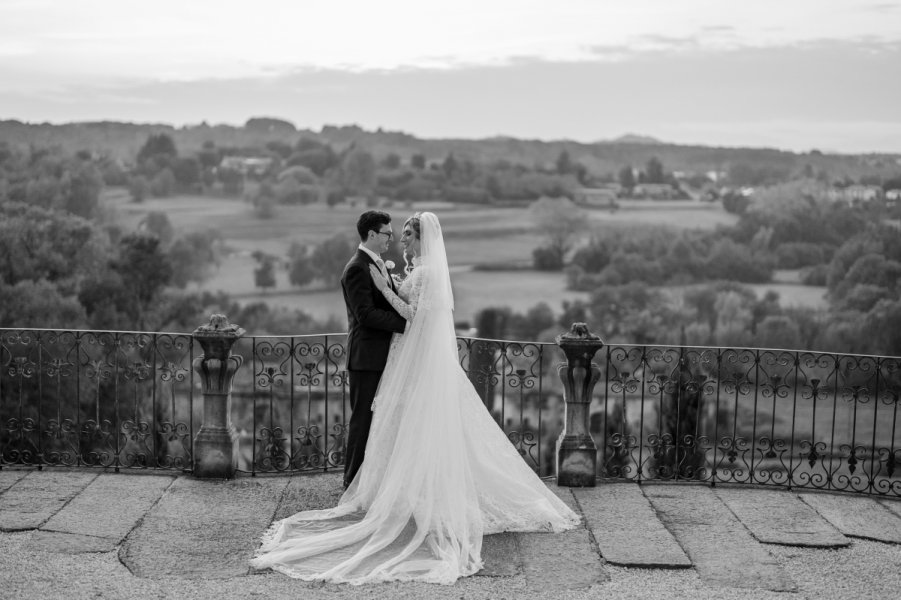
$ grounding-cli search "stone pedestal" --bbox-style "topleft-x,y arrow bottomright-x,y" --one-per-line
192,315 -> 245,479
555,323 -> 605,487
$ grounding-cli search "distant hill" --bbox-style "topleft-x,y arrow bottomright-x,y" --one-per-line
1,118 -> 899,180
608,133 -> 664,145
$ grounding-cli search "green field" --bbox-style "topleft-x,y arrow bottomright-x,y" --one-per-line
103,190 -> 826,324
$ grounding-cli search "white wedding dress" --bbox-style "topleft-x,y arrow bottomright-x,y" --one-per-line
250,213 -> 579,585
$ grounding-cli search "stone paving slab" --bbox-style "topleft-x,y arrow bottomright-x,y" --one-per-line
516,483 -> 608,593
715,487 -> 849,548
878,498 -> 901,520
0,470 -> 30,494
29,473 -> 175,552
479,532 -> 521,577
120,476 -> 290,579
801,493 -> 901,544
644,484 -> 796,592
273,473 -> 344,521
519,527 -> 607,593
0,471 -> 97,531
573,483 -> 692,567
25,530 -> 117,553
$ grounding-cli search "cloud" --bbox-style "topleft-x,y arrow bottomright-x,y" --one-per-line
2,39 -> 899,153
866,2 -> 900,12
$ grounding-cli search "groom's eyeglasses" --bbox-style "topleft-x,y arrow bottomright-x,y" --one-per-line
376,230 -> 394,240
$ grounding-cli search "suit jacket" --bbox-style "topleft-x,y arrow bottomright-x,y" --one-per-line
341,249 -> 407,371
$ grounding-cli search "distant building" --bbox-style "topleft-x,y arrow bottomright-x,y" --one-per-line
218,156 -> 273,176
632,183 -> 676,199
827,184 -> 884,206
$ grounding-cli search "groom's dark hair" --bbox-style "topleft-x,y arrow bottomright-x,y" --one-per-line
356,210 -> 392,241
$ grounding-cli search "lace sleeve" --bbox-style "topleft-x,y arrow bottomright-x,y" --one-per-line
378,268 -> 423,322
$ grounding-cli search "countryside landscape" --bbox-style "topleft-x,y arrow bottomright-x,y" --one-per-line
4,2 -> 901,597
2,118 -> 898,354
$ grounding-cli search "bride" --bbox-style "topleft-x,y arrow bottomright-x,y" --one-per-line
250,212 -> 579,585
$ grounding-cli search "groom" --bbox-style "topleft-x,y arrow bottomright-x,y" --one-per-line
341,210 -> 406,488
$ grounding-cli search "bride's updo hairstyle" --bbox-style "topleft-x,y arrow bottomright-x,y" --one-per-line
404,213 -> 422,239
403,212 -> 422,274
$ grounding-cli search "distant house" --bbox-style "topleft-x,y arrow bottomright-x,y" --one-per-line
572,187 -> 619,207
827,185 -> 884,206
632,183 -> 676,199
218,156 -> 273,176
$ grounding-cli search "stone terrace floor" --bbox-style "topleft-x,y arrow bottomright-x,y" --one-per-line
1,469 -> 901,600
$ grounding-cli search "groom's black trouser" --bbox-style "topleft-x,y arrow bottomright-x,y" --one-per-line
344,370 -> 382,487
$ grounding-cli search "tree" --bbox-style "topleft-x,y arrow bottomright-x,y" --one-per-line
311,234 -> 357,288
172,157 -> 200,190
410,154 -> 426,170
218,167 -> 244,196
571,236 -> 614,274
705,238 -> 772,283
756,315 -> 802,350
442,153 -> 459,180
528,196 -> 588,270
0,279 -> 86,328
79,233 -> 174,330
253,191 -> 277,219
644,157 -> 665,184
253,255 -> 277,291
555,150 -> 573,175
245,117 -> 296,134
865,299 -> 901,356
150,167 -> 176,197
714,290 -> 753,346
265,141 -> 294,159
63,164 -> 103,219
136,133 -> 177,165
382,153 -> 401,169
165,229 -> 220,288
287,141 -> 338,176
0,203 -> 99,286
287,242 -> 316,287
340,148 -> 376,194
110,233 -> 174,329
532,245 -> 564,271
128,175 -> 150,202
618,165 -> 636,189
140,212 -> 174,246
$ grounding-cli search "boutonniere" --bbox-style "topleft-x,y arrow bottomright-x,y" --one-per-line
384,260 -> 403,286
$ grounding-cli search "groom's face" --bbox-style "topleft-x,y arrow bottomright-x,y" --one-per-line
372,224 -> 394,254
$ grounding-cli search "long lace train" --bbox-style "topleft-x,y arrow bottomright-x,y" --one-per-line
250,213 -> 579,584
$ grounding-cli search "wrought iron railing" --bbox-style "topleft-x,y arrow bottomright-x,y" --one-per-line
3,327 -> 901,497
0,329 -> 195,471
237,334 -> 558,475
595,345 -> 901,496
0,328 -> 558,477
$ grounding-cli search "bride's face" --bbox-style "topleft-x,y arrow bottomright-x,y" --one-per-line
400,224 -> 420,256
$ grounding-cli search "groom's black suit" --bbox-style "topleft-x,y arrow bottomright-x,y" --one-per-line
341,248 -> 406,487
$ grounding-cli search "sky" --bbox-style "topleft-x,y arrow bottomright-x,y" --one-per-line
1,0 -> 900,153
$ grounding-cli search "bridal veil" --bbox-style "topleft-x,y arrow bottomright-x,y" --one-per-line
250,212 -> 578,584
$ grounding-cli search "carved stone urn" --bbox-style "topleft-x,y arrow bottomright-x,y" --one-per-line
555,323 -> 605,487
192,314 -> 245,479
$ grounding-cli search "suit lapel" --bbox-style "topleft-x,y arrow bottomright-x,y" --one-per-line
357,249 -> 396,294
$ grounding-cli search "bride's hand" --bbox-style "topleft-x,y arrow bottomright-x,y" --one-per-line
369,264 -> 389,292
